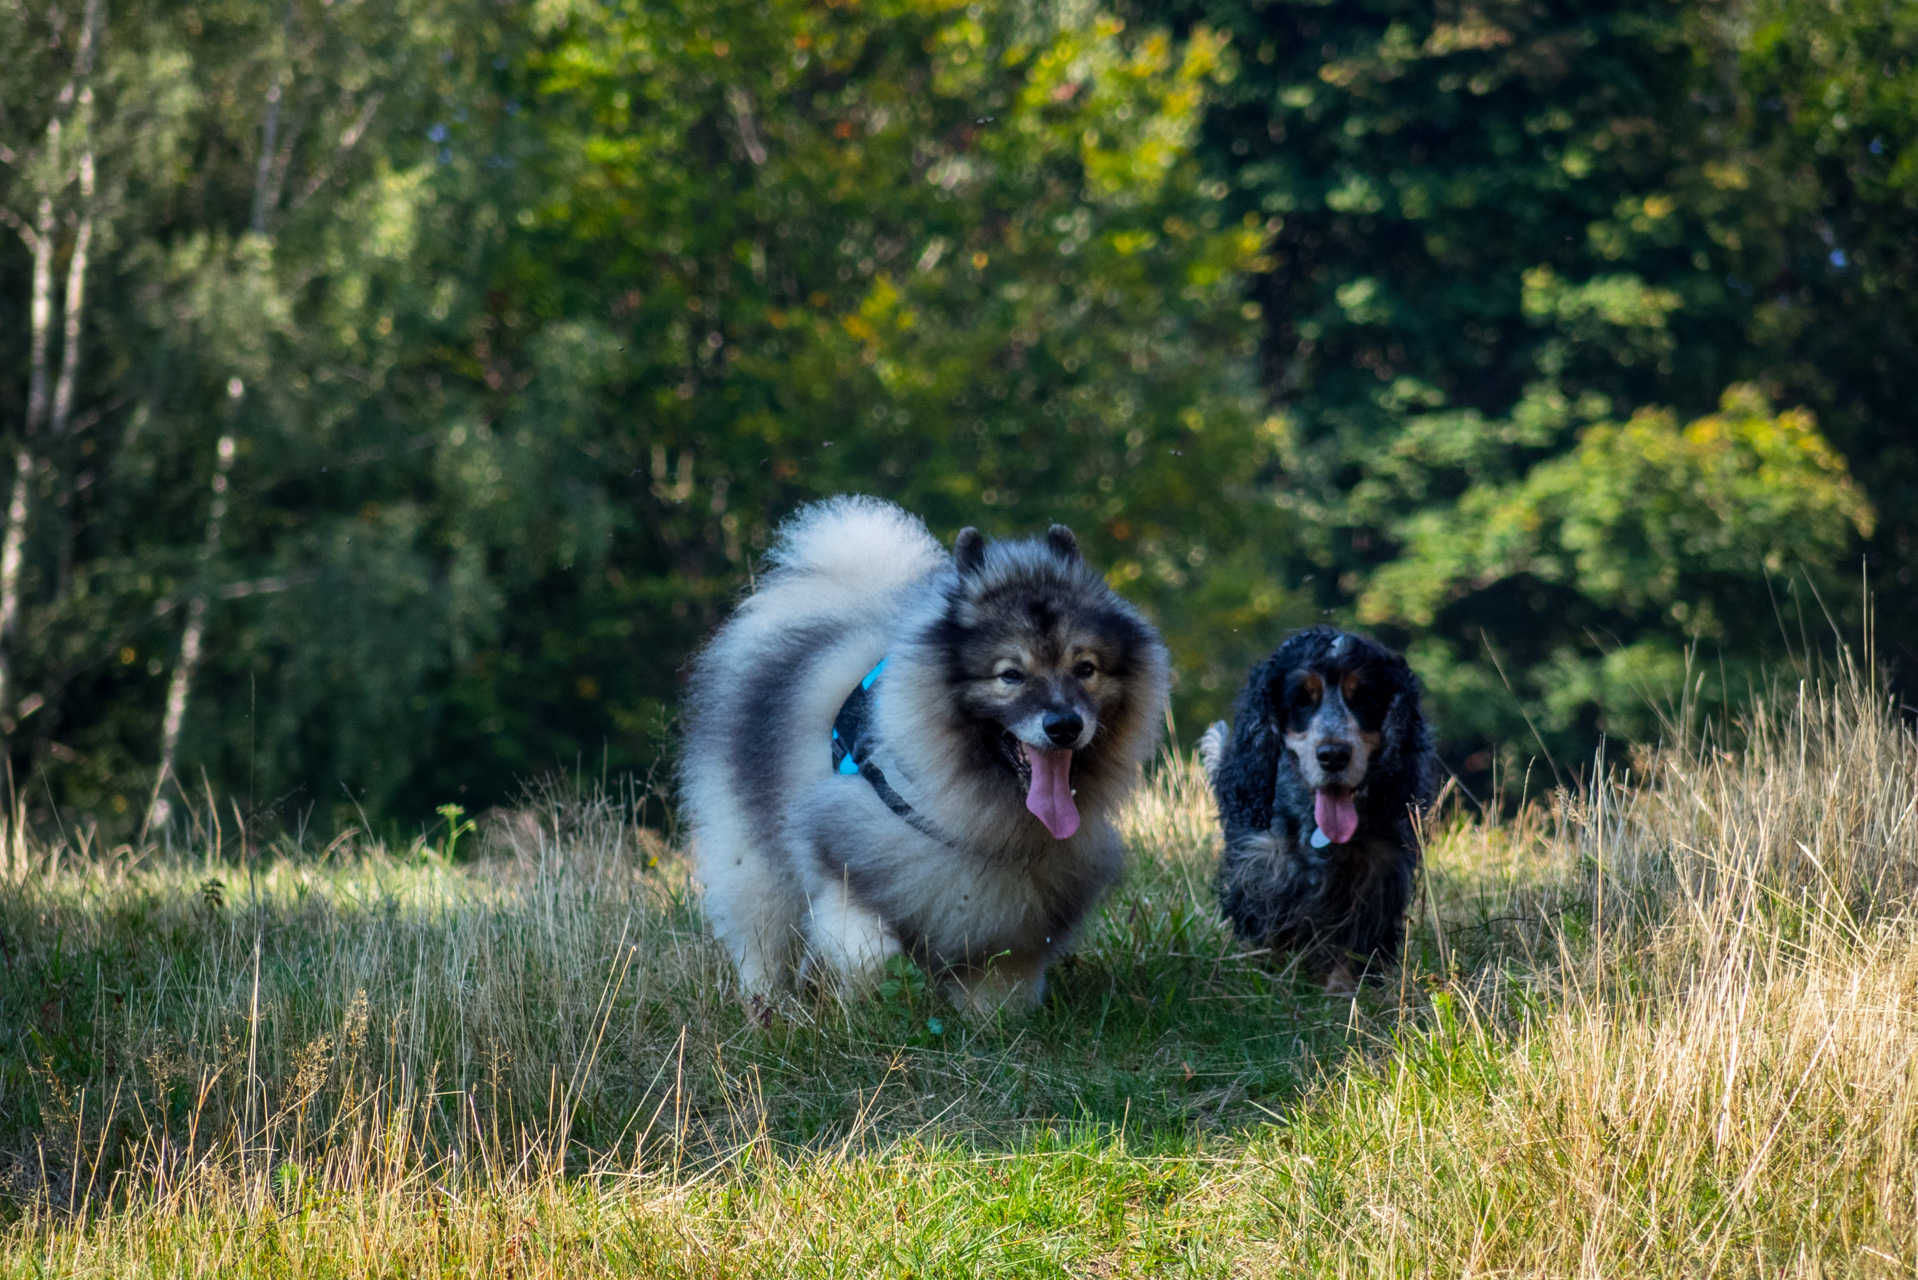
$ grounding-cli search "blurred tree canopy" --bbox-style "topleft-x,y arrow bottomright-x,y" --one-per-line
1140,0 -> 1910,773
0,0 -> 1909,833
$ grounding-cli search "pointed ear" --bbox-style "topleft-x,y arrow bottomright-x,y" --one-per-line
954,527 -> 986,576
1046,524 -> 1081,563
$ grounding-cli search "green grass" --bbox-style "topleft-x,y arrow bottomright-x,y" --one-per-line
3,664 -> 1918,1276
0,759 -> 1375,1172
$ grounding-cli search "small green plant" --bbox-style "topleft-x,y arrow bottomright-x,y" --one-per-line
876,954 -> 927,1008
436,803 -> 478,861
875,956 -> 951,1046
273,1160 -> 305,1207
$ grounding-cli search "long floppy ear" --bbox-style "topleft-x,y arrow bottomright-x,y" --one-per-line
1374,692 -> 1410,775
1212,656 -> 1287,836
1373,661 -> 1436,807
1046,524 -> 1081,563
954,527 -> 986,577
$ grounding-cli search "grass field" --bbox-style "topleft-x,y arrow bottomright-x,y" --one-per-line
3,657 -> 1917,1276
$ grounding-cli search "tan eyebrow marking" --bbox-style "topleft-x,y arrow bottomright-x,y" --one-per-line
991,646 -> 1039,674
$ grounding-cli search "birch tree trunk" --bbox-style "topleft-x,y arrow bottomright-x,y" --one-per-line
0,199 -> 58,737
250,0 -> 295,235
0,0 -> 102,749
147,385 -> 241,833
147,16 -> 289,831
250,80 -> 282,234
25,149 -> 99,756
50,153 -> 94,442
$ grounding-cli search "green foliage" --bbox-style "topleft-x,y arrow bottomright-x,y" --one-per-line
1732,0 -> 1918,648
1362,386 -> 1873,743
0,0 -> 1913,825
1370,387 -> 1871,629
1135,0 -> 1903,766
1,0 -> 1296,828
514,0 -> 1297,712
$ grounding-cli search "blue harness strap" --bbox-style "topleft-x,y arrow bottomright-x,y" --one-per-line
831,658 -> 950,845
831,657 -> 889,776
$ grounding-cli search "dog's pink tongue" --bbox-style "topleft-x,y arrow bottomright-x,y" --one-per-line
1315,788 -> 1359,845
1022,745 -> 1079,839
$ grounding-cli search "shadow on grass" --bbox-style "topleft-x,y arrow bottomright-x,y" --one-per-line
0,770 -> 1559,1209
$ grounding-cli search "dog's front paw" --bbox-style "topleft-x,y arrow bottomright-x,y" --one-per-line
948,958 -> 1048,1017
805,886 -> 904,989
1322,961 -> 1359,997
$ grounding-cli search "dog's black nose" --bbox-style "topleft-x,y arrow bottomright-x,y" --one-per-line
1043,711 -> 1084,747
1317,742 -> 1352,773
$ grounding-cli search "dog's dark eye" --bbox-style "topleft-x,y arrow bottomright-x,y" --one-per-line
1073,660 -> 1097,679
998,670 -> 1025,685
1347,683 -> 1391,725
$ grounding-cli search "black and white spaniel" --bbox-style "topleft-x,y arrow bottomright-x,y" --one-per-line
1200,627 -> 1436,993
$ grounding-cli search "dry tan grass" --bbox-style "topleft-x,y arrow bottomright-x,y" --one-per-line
1248,655 -> 1918,1276
3,658 -> 1917,1275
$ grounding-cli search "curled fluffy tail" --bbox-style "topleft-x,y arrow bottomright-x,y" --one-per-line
762,494 -> 945,593
1197,720 -> 1230,779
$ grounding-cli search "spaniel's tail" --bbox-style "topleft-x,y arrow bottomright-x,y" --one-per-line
1197,720 -> 1230,780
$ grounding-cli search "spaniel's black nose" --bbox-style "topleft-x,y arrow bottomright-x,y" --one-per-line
1317,742 -> 1352,773
1044,711 -> 1084,747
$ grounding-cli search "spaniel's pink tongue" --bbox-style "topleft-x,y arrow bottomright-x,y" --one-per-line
1022,744 -> 1079,839
1314,787 -> 1359,845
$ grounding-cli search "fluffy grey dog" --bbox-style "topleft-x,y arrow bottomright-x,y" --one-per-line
681,496 -> 1168,1015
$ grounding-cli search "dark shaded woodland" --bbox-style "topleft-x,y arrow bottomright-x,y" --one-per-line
0,0 -> 1908,832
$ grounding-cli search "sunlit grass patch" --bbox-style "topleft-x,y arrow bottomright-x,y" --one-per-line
4,659 -> 1918,1275
0,1134 -> 1261,1279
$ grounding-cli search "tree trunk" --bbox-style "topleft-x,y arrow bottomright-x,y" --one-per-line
0,199 -> 58,737
45,16 -> 102,634
146,391 -> 241,833
21,198 -> 55,437
0,0 -> 103,751
250,83 -> 282,235
148,6 -> 287,832
0,448 -> 34,730
148,594 -> 210,833
50,161 -> 94,440
29,158 -> 98,761
251,0 -> 295,235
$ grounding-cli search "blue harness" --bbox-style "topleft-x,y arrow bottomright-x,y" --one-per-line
831,658 -> 950,844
